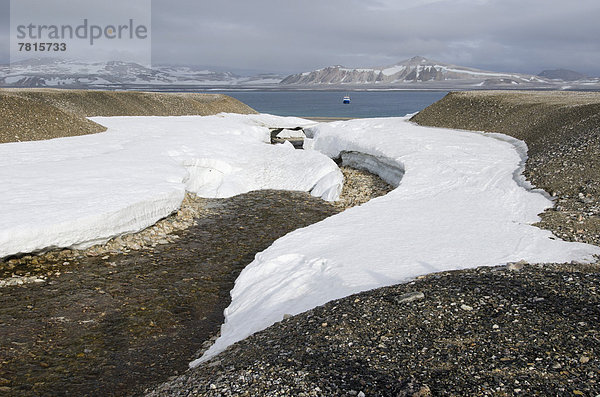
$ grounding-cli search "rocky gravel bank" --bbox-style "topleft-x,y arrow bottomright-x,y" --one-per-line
149,263 -> 600,396
0,193 -> 205,288
0,89 -> 256,143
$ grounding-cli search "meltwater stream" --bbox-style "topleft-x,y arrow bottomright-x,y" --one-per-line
0,191 -> 340,396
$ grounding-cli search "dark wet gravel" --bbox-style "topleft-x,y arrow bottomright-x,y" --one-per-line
0,190 -> 340,396
149,263 -> 600,397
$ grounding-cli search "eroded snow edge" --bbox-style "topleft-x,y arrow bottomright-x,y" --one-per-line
193,117 -> 600,366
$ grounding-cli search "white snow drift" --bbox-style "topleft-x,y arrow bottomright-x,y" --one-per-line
195,116 -> 600,366
0,114 -> 342,258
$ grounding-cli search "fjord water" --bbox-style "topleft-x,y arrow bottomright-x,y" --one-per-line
209,90 -> 448,118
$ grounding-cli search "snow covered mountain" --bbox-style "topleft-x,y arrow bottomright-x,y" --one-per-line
0,58 -> 283,87
2,56 -> 598,89
280,56 -> 562,88
537,69 -> 587,81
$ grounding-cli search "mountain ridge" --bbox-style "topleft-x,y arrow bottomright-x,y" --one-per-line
0,58 -> 283,88
537,69 -> 588,81
1,56 -> 598,89
281,56 -> 550,87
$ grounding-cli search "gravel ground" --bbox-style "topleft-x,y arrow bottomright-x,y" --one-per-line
0,89 -> 255,143
149,263 -> 600,397
148,91 -> 600,396
334,167 -> 393,210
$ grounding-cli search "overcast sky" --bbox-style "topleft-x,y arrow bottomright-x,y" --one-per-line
0,0 -> 8,64
2,0 -> 600,76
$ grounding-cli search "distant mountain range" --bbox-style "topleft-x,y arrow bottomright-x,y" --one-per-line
1,56 -> 598,89
280,56 -> 599,89
0,58 -> 283,88
537,69 -> 588,81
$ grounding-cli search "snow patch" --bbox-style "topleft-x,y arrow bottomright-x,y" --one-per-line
381,65 -> 407,76
276,129 -> 306,139
195,116 -> 600,365
340,151 -> 404,187
0,114 -> 341,258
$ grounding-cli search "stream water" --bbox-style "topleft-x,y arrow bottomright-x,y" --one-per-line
0,191 -> 340,396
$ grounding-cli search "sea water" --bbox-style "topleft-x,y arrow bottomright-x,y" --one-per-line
207,90 -> 448,118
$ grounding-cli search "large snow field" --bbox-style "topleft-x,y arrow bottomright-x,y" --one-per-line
195,116 -> 600,365
0,114 -> 342,258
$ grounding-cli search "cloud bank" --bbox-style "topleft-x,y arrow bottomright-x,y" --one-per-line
2,0 -> 599,76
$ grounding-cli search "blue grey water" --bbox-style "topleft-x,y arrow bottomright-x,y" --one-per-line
208,90 -> 448,118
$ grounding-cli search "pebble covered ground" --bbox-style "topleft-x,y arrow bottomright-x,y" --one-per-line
149,263 -> 600,396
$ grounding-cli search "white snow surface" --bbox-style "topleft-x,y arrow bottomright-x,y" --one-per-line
0,114 -> 341,258
276,129 -> 306,139
195,116 -> 600,366
382,65 -> 407,76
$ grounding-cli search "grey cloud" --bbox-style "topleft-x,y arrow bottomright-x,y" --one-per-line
2,0 -> 599,75
1,0 -> 152,64
148,0 -> 600,75
0,0 -> 8,64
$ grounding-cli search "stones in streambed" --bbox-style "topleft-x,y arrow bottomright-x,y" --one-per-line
0,167 -> 393,288
334,166 -> 394,210
0,192 -> 209,287
340,150 -> 405,187
0,274 -> 46,287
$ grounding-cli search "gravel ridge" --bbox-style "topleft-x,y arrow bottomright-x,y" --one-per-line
0,89 -> 256,143
149,91 -> 600,396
